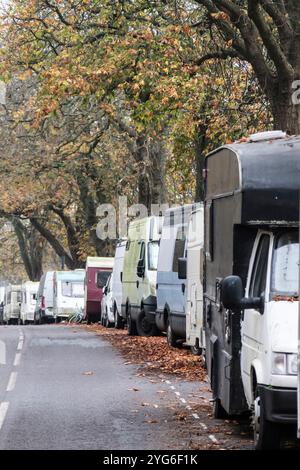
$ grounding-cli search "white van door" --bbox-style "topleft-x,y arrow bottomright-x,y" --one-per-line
241,232 -> 271,405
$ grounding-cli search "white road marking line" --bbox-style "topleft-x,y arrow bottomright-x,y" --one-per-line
6,372 -> 17,392
17,340 -> 23,351
192,413 -> 200,419
0,340 -> 6,365
175,391 -> 181,396
209,434 -> 219,444
0,402 -> 9,430
180,397 -> 187,404
13,353 -> 21,367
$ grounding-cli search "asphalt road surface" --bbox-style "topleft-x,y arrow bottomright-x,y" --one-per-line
0,325 -> 206,450
0,324 -> 298,451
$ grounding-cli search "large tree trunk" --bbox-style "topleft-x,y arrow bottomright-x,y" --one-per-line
270,80 -> 300,135
12,218 -> 44,281
195,124 -> 207,202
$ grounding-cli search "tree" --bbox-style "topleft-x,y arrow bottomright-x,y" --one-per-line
190,0 -> 300,133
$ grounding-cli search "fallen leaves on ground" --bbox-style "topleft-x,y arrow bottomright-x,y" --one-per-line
82,370 -> 93,376
82,324 -> 206,381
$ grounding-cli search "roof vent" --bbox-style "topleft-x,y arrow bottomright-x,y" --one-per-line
249,130 -> 286,142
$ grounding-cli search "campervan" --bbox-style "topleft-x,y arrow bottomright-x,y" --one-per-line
3,284 -> 22,325
53,270 -> 85,322
34,271 -> 55,324
20,281 -> 39,324
121,216 -> 163,336
156,204 -> 198,347
203,131 -> 299,449
84,257 -> 114,323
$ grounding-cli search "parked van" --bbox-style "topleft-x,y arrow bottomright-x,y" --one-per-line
121,216 -> 163,336
20,281 -> 39,324
182,205 -> 204,355
54,270 -> 85,322
156,204 -> 197,347
101,274 -> 114,327
111,240 -> 126,328
84,257 -> 114,323
34,271 -> 55,324
203,131 -> 299,450
3,284 -> 22,325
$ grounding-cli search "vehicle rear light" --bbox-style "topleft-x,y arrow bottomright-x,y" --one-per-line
41,296 -> 45,309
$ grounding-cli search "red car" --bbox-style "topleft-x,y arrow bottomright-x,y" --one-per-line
84,257 -> 114,323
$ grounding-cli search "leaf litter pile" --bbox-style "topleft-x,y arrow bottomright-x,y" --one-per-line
83,324 -> 206,381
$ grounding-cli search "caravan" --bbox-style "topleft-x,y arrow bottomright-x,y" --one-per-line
34,271 -> 55,324
53,270 -> 85,322
20,281 -> 39,324
3,284 -> 22,325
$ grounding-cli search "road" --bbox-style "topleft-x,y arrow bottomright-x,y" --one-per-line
0,324 -> 208,450
0,324 -> 297,451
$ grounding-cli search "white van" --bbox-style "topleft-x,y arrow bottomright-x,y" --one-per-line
101,274 -> 114,327
185,205 -> 204,354
121,216 -> 163,336
34,271 -> 55,324
111,240 -> 126,328
53,270 -> 85,322
3,284 -> 22,325
0,286 -> 5,324
20,281 -> 39,324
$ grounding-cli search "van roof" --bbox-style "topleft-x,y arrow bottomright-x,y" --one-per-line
128,216 -> 163,241
86,257 -> 114,268
206,134 -> 300,223
55,271 -> 85,281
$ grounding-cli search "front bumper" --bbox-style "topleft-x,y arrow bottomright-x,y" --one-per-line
259,385 -> 297,424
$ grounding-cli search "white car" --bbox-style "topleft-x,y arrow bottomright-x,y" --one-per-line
101,274 -> 114,328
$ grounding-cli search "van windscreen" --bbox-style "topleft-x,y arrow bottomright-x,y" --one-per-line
96,271 -> 111,288
271,231 -> 298,297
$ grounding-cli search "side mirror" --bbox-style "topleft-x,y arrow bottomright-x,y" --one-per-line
221,276 -> 264,314
178,258 -> 187,280
137,259 -> 145,278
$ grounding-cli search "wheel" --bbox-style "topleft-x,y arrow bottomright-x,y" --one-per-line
136,309 -> 158,337
167,321 -> 179,347
253,387 -> 281,450
114,307 -> 124,329
127,308 -> 138,336
213,398 -> 228,419
190,345 -> 202,356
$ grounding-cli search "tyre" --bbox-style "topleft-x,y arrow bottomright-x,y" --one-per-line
136,309 -> 158,337
114,307 -> 124,329
127,308 -> 138,336
253,387 -> 281,450
190,345 -> 202,356
213,398 -> 228,419
167,321 -> 179,347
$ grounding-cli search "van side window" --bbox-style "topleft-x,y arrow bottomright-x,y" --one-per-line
139,241 -> 145,263
249,235 -> 270,298
173,230 -> 186,273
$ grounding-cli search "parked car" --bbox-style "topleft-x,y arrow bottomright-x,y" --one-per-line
184,205 -> 204,355
84,257 -> 114,323
3,284 -> 22,325
203,130 -> 299,450
20,281 -> 39,324
111,240 -> 126,329
0,286 -> 5,325
53,270 -> 85,322
155,204 -> 198,347
34,271 -> 55,324
100,274 -> 114,328
121,216 -> 163,336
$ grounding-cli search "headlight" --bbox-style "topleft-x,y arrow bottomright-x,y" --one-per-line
272,353 -> 298,376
